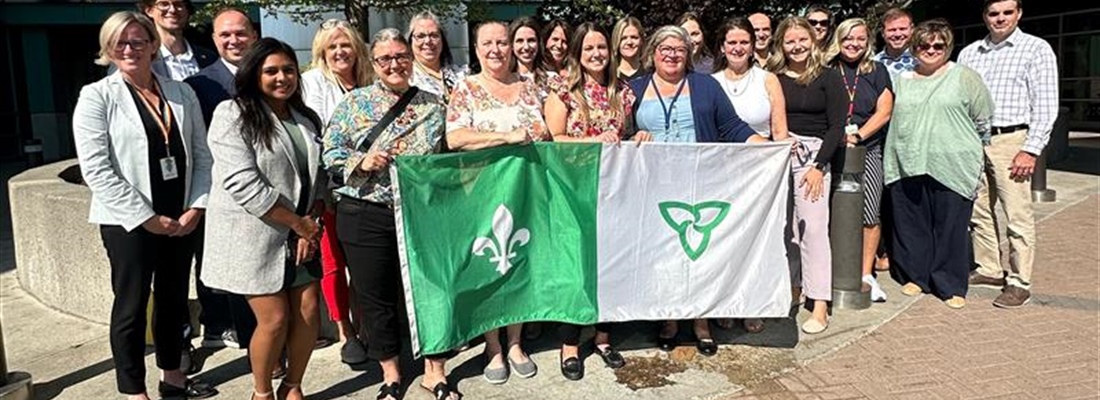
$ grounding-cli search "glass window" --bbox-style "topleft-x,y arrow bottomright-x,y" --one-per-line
1060,33 -> 1100,79
1063,11 -> 1100,34
1019,16 -> 1060,37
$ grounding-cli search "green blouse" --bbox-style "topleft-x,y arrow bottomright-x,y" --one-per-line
884,63 -> 993,199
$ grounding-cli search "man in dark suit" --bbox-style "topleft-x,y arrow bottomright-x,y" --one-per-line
139,0 -> 216,80
184,7 -> 258,351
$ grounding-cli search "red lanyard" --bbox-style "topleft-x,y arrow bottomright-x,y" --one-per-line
841,68 -> 859,124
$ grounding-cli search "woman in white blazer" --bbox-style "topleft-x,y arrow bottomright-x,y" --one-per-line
201,38 -> 325,400
298,18 -> 372,366
72,11 -> 215,400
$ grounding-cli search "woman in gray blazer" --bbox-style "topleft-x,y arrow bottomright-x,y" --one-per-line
201,38 -> 325,400
72,11 -> 215,400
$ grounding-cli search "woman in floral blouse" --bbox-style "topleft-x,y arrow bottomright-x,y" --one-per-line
445,21 -> 547,385
543,22 -> 632,381
321,28 -> 459,400
407,11 -> 467,103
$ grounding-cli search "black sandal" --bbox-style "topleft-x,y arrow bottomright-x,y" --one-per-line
696,338 -> 718,357
595,345 -> 626,369
421,382 -> 462,400
377,382 -> 404,400
158,378 -> 218,399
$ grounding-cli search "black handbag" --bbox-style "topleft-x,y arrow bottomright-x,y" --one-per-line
328,86 -> 420,186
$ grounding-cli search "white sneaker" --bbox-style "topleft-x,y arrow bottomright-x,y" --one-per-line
863,275 -> 887,302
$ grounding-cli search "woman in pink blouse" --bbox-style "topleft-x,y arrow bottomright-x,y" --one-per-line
544,22 -> 633,380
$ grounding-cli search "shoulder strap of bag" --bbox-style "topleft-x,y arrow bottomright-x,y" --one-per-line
355,86 -> 420,151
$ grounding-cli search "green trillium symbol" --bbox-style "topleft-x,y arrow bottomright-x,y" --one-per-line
658,201 -> 731,261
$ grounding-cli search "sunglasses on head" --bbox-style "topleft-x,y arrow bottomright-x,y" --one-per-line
916,43 -> 946,51
807,19 -> 829,27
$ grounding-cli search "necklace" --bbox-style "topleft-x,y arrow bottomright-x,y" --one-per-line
722,68 -> 753,96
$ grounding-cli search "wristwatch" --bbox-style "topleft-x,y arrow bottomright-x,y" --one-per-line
853,133 -> 864,142
812,161 -> 826,171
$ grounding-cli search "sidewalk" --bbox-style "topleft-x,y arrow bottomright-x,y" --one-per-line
2,167 -> 1097,399
728,194 -> 1100,399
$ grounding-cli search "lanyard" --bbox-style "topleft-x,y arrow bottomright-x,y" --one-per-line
840,67 -> 860,123
133,81 -> 174,146
650,76 -> 687,131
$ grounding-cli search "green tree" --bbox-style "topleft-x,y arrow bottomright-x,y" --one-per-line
195,0 -> 484,36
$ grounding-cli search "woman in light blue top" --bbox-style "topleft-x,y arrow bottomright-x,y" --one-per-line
629,25 -> 762,357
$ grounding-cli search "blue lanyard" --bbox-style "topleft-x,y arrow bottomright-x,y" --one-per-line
650,77 -> 687,132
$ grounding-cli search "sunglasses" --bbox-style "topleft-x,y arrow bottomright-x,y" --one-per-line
321,19 -> 351,29
916,43 -> 947,51
807,19 -> 830,27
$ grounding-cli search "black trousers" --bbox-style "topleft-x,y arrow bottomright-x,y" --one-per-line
559,323 -> 612,346
101,225 -> 194,394
193,222 -> 256,346
337,198 -> 405,361
890,176 -> 974,299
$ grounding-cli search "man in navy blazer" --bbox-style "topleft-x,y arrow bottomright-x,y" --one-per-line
184,7 -> 258,350
186,7 -> 256,126
139,0 -> 216,80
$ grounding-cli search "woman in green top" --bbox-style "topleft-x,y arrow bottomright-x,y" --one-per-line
884,19 -> 993,310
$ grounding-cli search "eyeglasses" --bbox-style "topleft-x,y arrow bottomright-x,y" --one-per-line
807,19 -> 830,27
153,1 -> 187,12
115,39 -> 150,51
657,46 -> 689,57
321,19 -> 351,30
373,53 -> 412,66
916,42 -> 947,51
412,32 -> 442,42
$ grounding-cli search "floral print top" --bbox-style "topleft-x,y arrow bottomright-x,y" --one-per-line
410,62 -> 468,103
445,74 -> 548,140
548,75 -> 636,138
322,81 -> 445,205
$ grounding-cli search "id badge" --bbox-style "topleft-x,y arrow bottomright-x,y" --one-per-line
845,124 -> 859,135
160,156 -> 179,180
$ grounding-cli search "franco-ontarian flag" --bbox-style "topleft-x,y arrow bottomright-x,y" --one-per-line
392,142 -> 791,357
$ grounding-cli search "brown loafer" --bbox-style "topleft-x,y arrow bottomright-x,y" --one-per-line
968,271 -> 1007,289
993,286 -> 1031,309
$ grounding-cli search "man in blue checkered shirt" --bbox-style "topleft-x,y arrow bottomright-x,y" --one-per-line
958,0 -> 1058,309
872,7 -> 918,76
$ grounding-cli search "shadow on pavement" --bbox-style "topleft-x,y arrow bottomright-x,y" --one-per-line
31,358 -> 118,399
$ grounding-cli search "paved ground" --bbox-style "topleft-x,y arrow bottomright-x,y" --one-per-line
2,141 -> 1097,399
727,194 -> 1100,400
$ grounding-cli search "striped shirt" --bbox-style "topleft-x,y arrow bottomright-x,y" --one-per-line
957,28 -> 1059,155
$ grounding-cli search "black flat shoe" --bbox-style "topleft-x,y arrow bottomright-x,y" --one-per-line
696,338 -> 718,357
595,345 -> 626,369
341,339 -> 369,365
377,382 -> 404,400
158,378 -> 218,399
421,381 -> 462,400
560,356 -> 584,381
657,336 -> 677,352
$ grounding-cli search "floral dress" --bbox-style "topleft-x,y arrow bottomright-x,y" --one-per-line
548,75 -> 636,138
322,81 -> 446,205
410,62 -> 468,103
445,75 -> 548,140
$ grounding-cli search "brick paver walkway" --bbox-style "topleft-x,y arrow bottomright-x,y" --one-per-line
731,196 -> 1100,400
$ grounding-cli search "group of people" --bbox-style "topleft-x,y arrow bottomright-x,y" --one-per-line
72,0 -> 1056,399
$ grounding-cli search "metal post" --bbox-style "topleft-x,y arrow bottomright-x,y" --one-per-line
0,316 -> 34,400
1031,149 -> 1057,203
830,146 -> 871,310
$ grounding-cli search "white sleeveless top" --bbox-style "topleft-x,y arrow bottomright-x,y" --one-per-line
712,66 -> 772,136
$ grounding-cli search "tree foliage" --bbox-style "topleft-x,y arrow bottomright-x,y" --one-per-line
194,0 -> 483,35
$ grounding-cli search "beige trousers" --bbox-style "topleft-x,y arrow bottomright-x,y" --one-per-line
971,130 -> 1036,289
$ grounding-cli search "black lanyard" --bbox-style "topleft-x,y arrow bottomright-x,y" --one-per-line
650,77 -> 687,131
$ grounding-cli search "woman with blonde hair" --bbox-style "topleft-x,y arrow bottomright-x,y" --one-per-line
766,17 -> 847,334
611,16 -> 645,81
299,18 -> 372,366
823,18 -> 894,304
74,10 -> 215,400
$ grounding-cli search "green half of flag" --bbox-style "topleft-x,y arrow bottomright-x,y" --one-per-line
394,143 -> 602,356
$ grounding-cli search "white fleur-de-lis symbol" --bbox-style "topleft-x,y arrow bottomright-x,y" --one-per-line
471,205 -> 531,276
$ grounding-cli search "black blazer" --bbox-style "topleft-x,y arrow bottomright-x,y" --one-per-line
184,59 -> 236,126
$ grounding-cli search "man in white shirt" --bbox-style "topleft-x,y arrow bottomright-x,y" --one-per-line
958,0 -> 1059,309
141,0 -> 216,80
